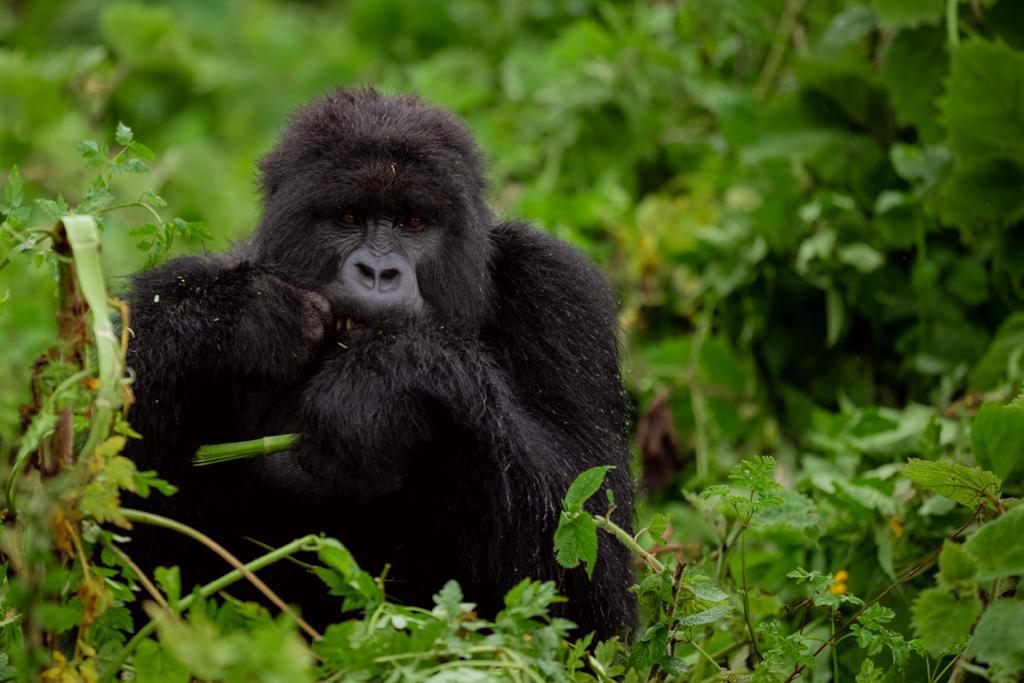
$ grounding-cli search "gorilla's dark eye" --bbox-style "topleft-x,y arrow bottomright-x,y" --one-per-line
405,216 -> 425,232
340,213 -> 358,227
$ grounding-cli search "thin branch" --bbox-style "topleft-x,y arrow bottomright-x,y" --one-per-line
102,532 -> 321,683
119,508 -> 321,640
103,540 -> 168,609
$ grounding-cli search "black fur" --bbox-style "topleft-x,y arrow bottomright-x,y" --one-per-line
124,88 -> 636,639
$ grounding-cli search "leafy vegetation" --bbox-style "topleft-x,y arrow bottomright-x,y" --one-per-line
2,0 -> 1024,680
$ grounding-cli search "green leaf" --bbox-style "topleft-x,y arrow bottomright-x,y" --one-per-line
970,600 -> 1024,676
943,40 -> 1024,164
155,566 -> 181,606
837,243 -> 884,273
78,187 -> 115,214
129,141 -> 155,161
563,465 -> 614,513
911,587 -> 981,656
35,196 -> 69,222
963,506 -> 1024,580
74,139 -> 102,160
903,458 -> 1001,510
937,541 -> 978,588
134,639 -> 189,683
971,402 -> 1024,482
674,605 -> 731,630
432,580 -> 468,620
933,158 -> 1024,230
115,121 -> 134,146
971,312 -> 1024,391
3,166 -> 23,207
871,0 -> 943,28
553,511 -> 598,578
882,28 -> 947,139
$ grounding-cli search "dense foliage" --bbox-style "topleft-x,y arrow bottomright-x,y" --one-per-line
2,0 -> 1024,680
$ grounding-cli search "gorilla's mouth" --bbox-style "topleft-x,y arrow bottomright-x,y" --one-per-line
335,317 -> 366,332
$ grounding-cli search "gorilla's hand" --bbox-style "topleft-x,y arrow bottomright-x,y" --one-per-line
230,271 -> 331,386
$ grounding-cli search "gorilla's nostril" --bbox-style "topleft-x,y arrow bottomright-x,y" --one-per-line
379,268 -> 400,282
355,262 -> 376,280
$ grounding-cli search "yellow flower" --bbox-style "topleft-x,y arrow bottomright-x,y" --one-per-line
890,516 -> 905,539
830,569 -> 849,595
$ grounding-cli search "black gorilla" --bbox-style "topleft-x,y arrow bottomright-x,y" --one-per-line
125,88 -> 636,638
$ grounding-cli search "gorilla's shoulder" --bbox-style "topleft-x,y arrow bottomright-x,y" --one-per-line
488,220 -> 616,316
486,220 -> 619,357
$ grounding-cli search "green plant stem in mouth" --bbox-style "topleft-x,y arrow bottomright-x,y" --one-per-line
193,432 -> 301,465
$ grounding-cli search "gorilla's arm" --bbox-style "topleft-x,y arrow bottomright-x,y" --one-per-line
479,221 -> 636,636
125,254 -> 327,481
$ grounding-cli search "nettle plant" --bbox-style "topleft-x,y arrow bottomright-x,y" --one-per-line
2,127 -> 1024,683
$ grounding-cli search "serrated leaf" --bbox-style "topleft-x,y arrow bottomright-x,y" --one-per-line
78,187 -> 115,214
115,122 -> 134,146
903,458 -> 1001,510
36,197 -> 69,222
937,541 -> 978,588
971,402 -> 1024,482
553,511 -> 598,578
963,506 -> 1024,580
154,566 -> 181,606
129,140 -> 156,161
563,465 -> 613,513
970,600 -> 1024,675
674,605 -> 731,630
911,587 -> 981,656
4,166 -> 23,207
133,639 -> 189,683
74,140 -> 102,159
142,189 -> 167,208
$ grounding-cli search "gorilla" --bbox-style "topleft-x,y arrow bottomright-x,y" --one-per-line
124,88 -> 636,639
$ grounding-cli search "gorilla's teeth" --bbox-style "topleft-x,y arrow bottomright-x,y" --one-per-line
346,318 -> 354,330
335,319 -> 342,333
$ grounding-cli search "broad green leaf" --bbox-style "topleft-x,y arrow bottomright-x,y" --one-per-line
971,402 -> 1024,482
970,600 -> 1024,676
943,40 -> 1024,164
903,459 -> 1001,510
937,541 -> 978,588
933,158 -> 1024,230
563,465 -> 613,512
882,28 -> 947,139
963,506 -> 1024,580
134,639 -> 189,683
553,511 -> 598,578
971,312 -> 1024,390
911,587 -> 981,656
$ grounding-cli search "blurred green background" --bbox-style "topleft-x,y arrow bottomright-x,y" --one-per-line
3,0 -> 1024,494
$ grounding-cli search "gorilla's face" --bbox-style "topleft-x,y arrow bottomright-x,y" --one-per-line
253,89 -> 495,334
320,211 -> 438,328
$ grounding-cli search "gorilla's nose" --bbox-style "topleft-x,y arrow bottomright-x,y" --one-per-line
341,247 -> 418,310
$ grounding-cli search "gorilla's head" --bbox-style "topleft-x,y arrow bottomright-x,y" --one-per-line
254,88 -> 494,335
